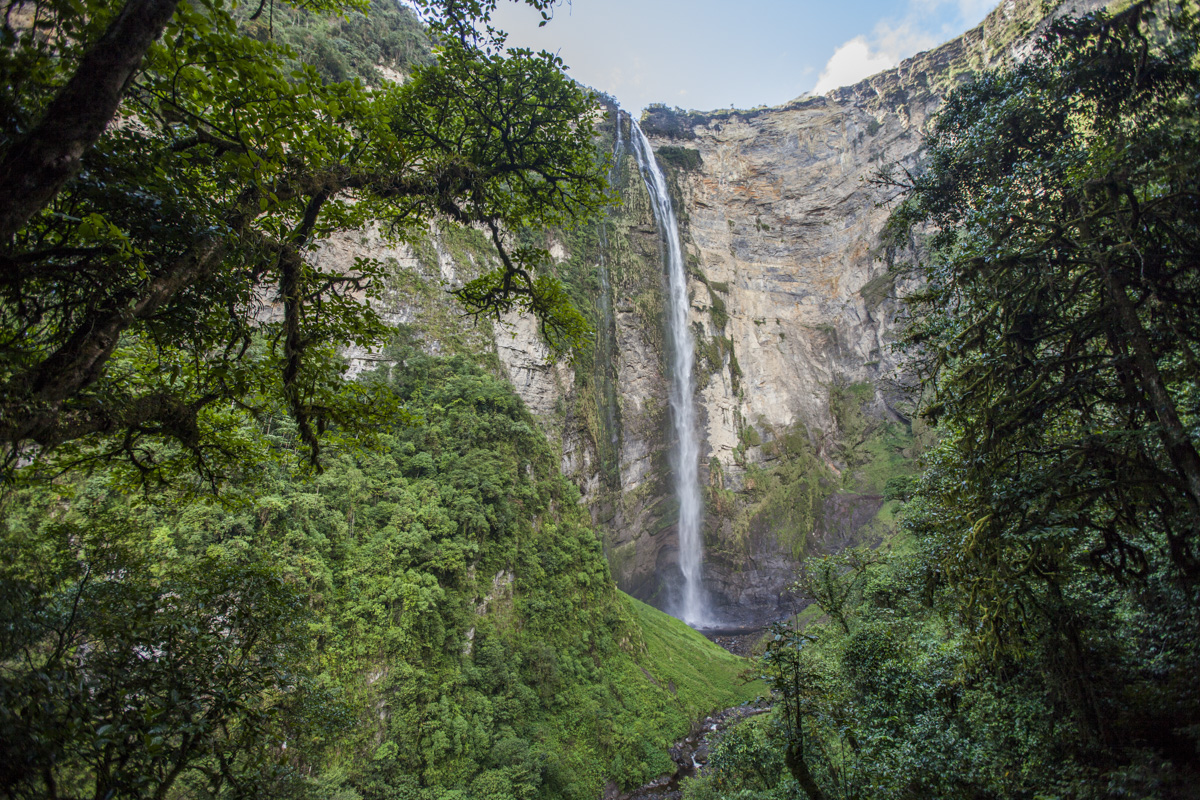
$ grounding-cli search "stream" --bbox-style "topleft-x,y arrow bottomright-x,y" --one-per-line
607,704 -> 770,800
606,626 -> 772,799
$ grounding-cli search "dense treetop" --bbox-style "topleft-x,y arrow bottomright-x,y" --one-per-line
0,0 -> 606,486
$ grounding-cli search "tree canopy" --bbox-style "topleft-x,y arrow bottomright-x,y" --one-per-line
888,0 -> 1200,591
886,0 -> 1200,754
0,0 -> 607,485
685,5 -> 1200,799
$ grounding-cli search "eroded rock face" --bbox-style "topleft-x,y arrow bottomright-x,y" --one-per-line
501,0 -> 1108,627
652,88 -> 926,626
333,0 -> 1107,627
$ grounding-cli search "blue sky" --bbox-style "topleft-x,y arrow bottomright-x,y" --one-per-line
488,0 -> 996,113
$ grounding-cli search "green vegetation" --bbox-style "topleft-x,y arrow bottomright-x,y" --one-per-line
856,269 -> 895,312
0,2 -> 759,799
656,145 -> 704,172
244,0 -> 433,85
708,381 -> 916,571
708,291 -> 729,332
690,4 -> 1200,798
721,423 -> 832,561
1,343 -> 756,798
0,0 -> 606,484
626,595 -> 762,718
640,105 -> 700,140
15,1 -> 1200,798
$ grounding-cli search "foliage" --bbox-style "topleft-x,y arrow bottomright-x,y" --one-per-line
881,2 -> 1200,764
0,496 -> 334,798
656,146 -> 703,172
856,270 -> 894,313
712,397 -> 913,570
626,595 -> 761,714
0,343 -> 757,799
0,0 -> 607,484
757,624 -> 828,800
243,0 -> 433,86
689,535 -> 1200,799
640,105 -> 699,140
683,715 -> 792,800
885,0 -> 1200,585
730,423 -> 832,560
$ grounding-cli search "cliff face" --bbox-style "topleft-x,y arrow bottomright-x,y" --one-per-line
325,0 -> 1106,627
491,0 -> 1107,626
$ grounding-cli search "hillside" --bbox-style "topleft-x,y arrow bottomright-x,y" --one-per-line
0,344 -> 758,798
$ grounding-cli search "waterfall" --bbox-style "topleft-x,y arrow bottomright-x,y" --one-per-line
629,119 -> 711,627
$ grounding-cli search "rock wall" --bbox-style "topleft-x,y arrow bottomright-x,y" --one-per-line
330,0 -> 1107,627
491,0 -> 1109,626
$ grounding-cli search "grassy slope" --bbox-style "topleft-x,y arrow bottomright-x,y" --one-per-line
628,594 -> 762,713
514,594 -> 762,796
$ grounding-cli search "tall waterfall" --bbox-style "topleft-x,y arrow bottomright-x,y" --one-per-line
629,119 -> 711,627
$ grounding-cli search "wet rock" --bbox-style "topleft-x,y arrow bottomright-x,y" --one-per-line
617,705 -> 770,800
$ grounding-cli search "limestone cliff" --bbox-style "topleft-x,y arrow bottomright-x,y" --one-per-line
497,0 -> 1109,626
326,0 -> 1107,626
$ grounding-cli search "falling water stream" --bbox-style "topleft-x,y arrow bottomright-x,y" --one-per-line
629,119 -> 711,627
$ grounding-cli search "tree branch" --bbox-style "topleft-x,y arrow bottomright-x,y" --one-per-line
0,0 -> 181,241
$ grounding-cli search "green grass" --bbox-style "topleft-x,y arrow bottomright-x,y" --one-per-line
626,593 -> 764,711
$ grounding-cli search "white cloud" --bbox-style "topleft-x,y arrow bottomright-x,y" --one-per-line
872,20 -> 939,62
811,13 -> 946,94
812,37 -> 897,94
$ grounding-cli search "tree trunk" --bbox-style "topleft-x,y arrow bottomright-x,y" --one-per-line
785,743 -> 827,800
1102,265 -> 1200,559
0,0 -> 180,241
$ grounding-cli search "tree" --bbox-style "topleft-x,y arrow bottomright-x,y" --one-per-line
885,0 -> 1200,758
0,498 -> 335,799
888,0 -> 1200,594
760,623 -> 828,800
0,0 -> 606,485
792,548 -> 878,635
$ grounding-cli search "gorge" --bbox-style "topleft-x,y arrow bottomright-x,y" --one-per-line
7,0 -> 1197,797
331,0 -> 1106,628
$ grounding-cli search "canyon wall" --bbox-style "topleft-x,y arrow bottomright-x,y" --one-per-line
537,0 -> 1107,626
321,0 -> 1105,626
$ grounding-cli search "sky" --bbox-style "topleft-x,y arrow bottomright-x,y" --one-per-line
486,0 -> 997,113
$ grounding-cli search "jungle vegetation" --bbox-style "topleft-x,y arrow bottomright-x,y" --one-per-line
685,3 -> 1200,799
0,337 -> 758,799
0,0 -> 758,797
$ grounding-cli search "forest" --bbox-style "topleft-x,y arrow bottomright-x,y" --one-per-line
687,4 -> 1200,798
1,0 -> 1199,798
